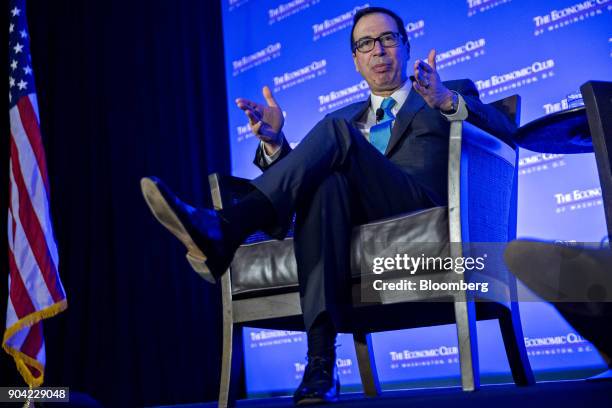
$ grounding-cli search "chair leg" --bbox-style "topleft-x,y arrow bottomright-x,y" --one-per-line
454,299 -> 480,391
353,332 -> 381,397
498,302 -> 535,386
218,273 -> 243,408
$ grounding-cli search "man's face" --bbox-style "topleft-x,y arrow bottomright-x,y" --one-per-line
352,13 -> 410,94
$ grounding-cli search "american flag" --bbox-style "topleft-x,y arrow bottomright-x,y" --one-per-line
4,0 -> 67,387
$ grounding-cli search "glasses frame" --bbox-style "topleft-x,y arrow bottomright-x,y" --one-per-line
352,31 -> 404,53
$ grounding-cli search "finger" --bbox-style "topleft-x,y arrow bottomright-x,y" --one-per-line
247,108 -> 263,125
236,98 -> 257,111
418,60 -> 433,73
251,120 -> 262,135
240,101 -> 261,118
413,66 -> 429,88
414,60 -> 431,83
412,80 -> 427,95
428,49 -> 437,71
262,86 -> 278,107
413,60 -> 424,82
245,109 -> 260,126
417,77 -> 429,89
235,97 -> 253,107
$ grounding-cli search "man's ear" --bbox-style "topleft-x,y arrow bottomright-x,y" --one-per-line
352,53 -> 360,72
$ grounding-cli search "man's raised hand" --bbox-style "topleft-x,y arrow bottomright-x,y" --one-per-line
236,86 -> 284,152
412,49 -> 454,111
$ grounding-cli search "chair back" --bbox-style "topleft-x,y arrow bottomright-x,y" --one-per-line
581,81 -> 612,241
458,95 -> 520,304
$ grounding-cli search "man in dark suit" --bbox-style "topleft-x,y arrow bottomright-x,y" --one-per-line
141,6 -> 517,405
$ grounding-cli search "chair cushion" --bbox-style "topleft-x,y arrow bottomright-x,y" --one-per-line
230,206 -> 448,297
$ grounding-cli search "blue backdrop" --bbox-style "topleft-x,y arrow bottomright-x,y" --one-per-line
221,0 -> 612,397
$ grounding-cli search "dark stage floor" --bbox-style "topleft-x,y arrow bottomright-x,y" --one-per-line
151,380 -> 612,408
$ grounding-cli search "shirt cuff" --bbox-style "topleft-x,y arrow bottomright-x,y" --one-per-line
261,138 -> 283,165
440,92 -> 468,121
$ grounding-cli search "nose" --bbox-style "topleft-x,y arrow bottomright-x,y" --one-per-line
372,39 -> 386,56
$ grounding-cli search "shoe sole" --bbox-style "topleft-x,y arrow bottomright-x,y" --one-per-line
295,379 -> 340,406
296,396 -> 338,406
140,177 -> 216,284
504,240 -> 612,306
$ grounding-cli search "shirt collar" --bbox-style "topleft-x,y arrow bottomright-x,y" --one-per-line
369,80 -> 411,113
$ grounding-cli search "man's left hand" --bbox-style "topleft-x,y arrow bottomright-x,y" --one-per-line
412,49 -> 454,111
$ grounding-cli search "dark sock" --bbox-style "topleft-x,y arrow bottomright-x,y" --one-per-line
219,188 -> 275,247
307,312 -> 337,359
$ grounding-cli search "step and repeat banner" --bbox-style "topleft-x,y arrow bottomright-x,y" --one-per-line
220,0 -> 612,397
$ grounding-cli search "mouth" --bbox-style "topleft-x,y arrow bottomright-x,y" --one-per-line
372,64 -> 391,73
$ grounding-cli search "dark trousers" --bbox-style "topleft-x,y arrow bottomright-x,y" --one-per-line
251,118 -> 434,330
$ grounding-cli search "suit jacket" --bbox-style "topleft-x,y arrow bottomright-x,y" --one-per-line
253,79 -> 517,206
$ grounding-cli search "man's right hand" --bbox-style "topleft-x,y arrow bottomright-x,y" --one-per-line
235,86 -> 284,155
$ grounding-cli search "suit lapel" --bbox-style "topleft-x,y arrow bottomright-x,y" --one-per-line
349,97 -> 371,125
385,89 -> 425,155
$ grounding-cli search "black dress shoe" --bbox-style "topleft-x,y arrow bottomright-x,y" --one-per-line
140,176 -> 235,283
293,356 -> 340,406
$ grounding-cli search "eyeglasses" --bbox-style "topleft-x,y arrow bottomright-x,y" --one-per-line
352,31 -> 403,53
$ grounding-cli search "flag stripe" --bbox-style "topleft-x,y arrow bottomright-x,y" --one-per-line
7,247 -> 36,319
9,137 -> 64,303
10,104 -> 59,267
5,297 -> 18,333
8,162 -> 56,312
16,97 -> 51,197
8,207 -> 15,250
20,323 -> 43,367
9,208 -> 55,312
28,94 -> 40,123
8,165 -> 18,249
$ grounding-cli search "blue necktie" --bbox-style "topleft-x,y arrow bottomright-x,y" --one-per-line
369,97 -> 396,154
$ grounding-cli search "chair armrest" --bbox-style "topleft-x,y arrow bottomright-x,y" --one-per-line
448,119 -> 466,245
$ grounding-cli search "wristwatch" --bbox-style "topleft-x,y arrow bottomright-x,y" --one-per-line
442,91 -> 459,114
